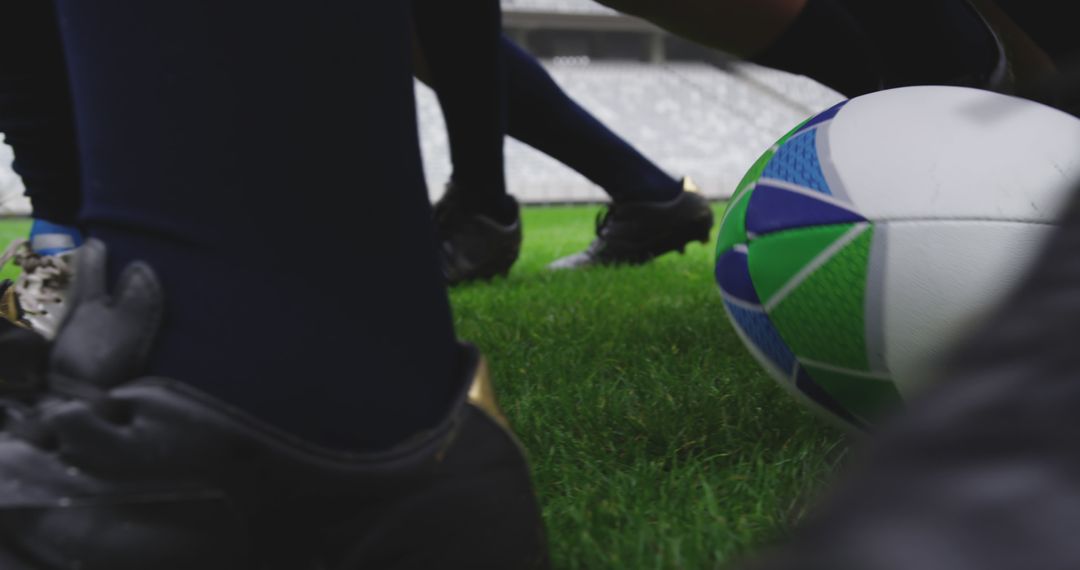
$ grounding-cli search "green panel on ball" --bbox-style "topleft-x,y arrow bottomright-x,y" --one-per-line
733,149 -> 773,200
730,117 -> 810,200
716,190 -> 753,256
801,364 -> 902,420
717,117 -> 815,259
780,117 -> 812,142
765,225 -> 874,371
747,224 -> 854,304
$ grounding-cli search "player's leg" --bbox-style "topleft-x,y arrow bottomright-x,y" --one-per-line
742,179 -> 1080,569
0,0 -> 81,233
494,39 -> 713,270
60,0 -> 460,454
0,0 -> 547,567
0,0 -> 82,334
501,38 -> 680,206
992,0 -> 1078,65
413,0 -> 522,285
597,0 -> 1005,97
594,0 -> 881,95
834,0 -> 1004,89
412,0 -> 510,225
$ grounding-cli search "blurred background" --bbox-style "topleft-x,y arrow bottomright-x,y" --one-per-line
0,0 -> 843,215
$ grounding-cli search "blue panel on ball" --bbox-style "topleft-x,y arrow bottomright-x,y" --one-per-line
715,249 -> 759,304
745,183 -> 865,236
761,129 -> 831,195
724,300 -> 796,376
795,99 -> 848,135
795,367 -> 867,430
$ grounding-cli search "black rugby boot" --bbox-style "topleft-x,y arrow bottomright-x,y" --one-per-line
0,316 -> 46,395
0,239 -> 548,570
548,178 -> 713,270
434,182 -> 522,285
0,280 -> 44,394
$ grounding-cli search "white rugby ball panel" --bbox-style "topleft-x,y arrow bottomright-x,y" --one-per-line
826,86 -> 1080,222
879,220 -> 1055,393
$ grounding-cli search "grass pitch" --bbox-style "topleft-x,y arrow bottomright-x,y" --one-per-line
453,203 -> 846,569
0,218 -> 30,282
0,206 -> 846,568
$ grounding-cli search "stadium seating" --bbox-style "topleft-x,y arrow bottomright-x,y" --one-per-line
0,136 -> 29,216
418,61 -> 841,202
502,0 -> 615,15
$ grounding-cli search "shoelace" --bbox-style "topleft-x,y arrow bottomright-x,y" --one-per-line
0,239 -> 72,319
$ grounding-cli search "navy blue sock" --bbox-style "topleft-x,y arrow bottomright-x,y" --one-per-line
53,0 -> 460,452
503,39 -> 680,203
413,0 -> 517,225
0,0 -> 82,226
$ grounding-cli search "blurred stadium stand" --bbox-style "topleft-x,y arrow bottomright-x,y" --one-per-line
0,136 -> 29,216
0,0 -> 841,215
419,61 -> 841,203
503,0 -> 615,14
421,0 -> 842,202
